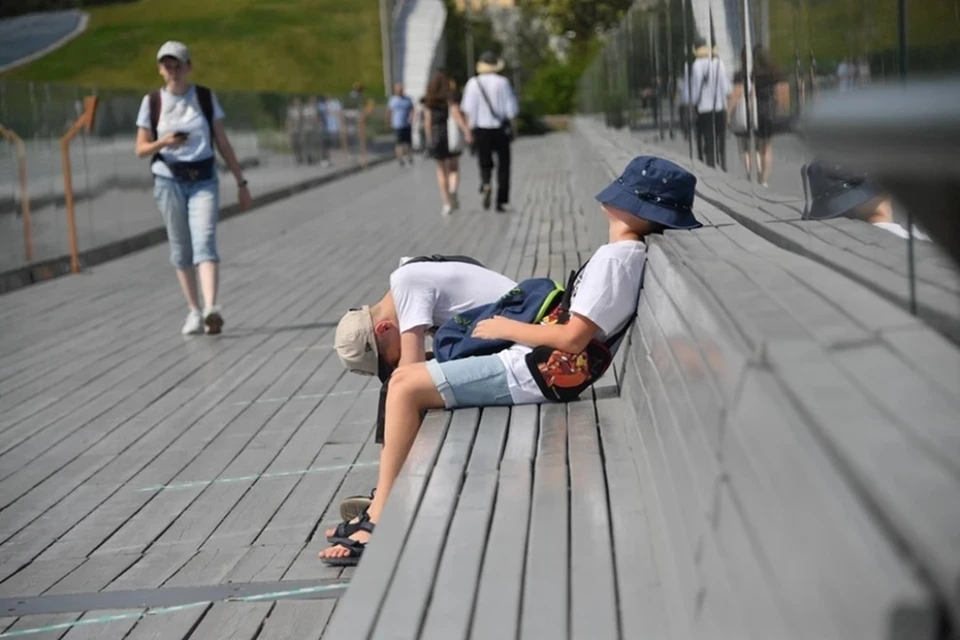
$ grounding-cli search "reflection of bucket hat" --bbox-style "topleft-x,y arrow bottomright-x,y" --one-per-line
595,156 -> 702,230
803,160 -> 882,220
476,50 -> 505,74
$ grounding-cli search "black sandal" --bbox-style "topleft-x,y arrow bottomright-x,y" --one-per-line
320,520 -> 375,567
326,509 -> 370,542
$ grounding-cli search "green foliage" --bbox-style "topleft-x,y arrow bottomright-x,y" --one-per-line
440,0 -> 500,88
519,0 -> 633,41
3,0 -> 385,95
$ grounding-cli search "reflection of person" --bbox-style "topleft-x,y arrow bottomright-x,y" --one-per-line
424,71 -> 473,216
318,156 -> 702,566
690,38 -> 731,170
135,41 -> 251,336
286,97 -> 304,165
387,83 -> 415,167
302,95 -> 321,165
461,51 -> 519,212
803,160 -> 930,240
728,46 -> 788,186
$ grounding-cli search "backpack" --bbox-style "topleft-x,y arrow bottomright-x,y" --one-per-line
524,263 -> 637,403
148,85 -> 215,165
432,278 -> 564,363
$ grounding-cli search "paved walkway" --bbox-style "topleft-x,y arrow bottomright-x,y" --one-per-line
0,11 -> 86,73
0,143 -> 389,274
0,136 -> 564,639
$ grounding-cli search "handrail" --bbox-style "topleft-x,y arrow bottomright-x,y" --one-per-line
0,123 -> 33,263
60,95 -> 99,274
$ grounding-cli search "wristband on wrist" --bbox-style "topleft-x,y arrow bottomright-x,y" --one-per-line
237,179 -> 248,188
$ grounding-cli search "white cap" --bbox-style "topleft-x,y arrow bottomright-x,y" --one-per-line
157,41 -> 191,63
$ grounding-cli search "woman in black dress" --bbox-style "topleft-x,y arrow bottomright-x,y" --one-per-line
423,70 -> 473,216
728,46 -> 788,186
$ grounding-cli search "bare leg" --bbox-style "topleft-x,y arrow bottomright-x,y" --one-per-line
760,139 -> 773,186
320,364 -> 443,559
435,161 -> 451,206
175,267 -> 202,310
448,156 -> 460,196
197,261 -> 218,308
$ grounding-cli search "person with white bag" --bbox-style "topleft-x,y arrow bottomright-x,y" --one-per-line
728,46 -> 788,186
423,70 -> 473,217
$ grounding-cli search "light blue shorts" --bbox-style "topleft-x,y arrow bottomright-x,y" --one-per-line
426,355 -> 514,409
153,175 -> 220,269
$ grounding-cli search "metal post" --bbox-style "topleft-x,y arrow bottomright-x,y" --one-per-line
666,0 -> 676,139
60,96 -> 98,274
0,125 -> 32,262
742,0 -> 756,184
466,0 -> 476,79
681,0 -> 694,159
379,0 -> 393,97
899,0 -> 917,315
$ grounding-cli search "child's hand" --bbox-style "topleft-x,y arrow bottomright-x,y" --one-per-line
472,316 -> 515,341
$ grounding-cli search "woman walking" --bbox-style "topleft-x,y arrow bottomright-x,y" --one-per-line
728,46 -> 787,187
423,70 -> 472,216
135,41 -> 252,335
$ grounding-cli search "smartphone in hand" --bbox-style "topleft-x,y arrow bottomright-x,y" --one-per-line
173,131 -> 189,139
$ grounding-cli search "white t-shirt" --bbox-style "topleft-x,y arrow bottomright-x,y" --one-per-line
136,86 -> 225,178
460,74 -> 519,130
390,260 -> 517,334
873,221 -> 931,242
498,240 -> 646,404
689,56 -> 731,114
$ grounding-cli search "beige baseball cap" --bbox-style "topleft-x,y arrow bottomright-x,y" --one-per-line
157,41 -> 191,63
334,307 -> 380,377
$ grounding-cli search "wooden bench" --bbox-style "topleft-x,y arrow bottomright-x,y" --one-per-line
321,130 -> 960,639
577,117 -> 960,346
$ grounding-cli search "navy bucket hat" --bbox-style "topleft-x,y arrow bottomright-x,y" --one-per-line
595,156 -> 702,230
803,159 -> 883,220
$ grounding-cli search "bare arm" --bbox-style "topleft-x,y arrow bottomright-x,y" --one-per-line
135,127 -> 178,158
450,104 -> 472,137
473,314 -> 599,354
212,120 -> 245,184
727,83 -> 743,117
423,108 -> 433,143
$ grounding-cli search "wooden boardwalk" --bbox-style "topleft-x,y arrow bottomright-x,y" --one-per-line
0,139 -> 570,638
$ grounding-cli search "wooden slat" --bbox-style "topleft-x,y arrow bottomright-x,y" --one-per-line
519,403 -> 569,640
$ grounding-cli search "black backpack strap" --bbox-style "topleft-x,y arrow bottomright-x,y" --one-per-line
402,254 -> 485,268
195,85 -> 215,138
149,90 -> 161,141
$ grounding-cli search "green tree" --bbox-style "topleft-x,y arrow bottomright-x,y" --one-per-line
519,0 -> 634,43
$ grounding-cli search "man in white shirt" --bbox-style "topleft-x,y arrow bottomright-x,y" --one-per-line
689,38 -> 731,170
460,51 -> 519,212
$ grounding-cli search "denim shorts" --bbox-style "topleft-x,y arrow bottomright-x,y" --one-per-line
153,175 -> 220,268
426,355 -> 514,409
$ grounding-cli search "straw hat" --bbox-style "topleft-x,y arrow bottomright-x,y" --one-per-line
476,50 -> 505,74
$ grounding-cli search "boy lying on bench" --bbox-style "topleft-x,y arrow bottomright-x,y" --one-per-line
320,156 -> 702,565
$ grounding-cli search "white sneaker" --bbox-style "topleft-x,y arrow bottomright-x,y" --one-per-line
203,306 -> 224,335
441,204 -> 453,217
449,192 -> 459,210
181,309 -> 204,336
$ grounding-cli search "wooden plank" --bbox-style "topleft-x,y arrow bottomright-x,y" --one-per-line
261,600 -> 335,640
520,403 -> 569,640
465,407 -> 509,473
187,602 -> 272,640
418,472 -> 498,640
767,342 -> 960,627
566,401 -> 619,639
595,397 -> 668,640
502,404 -> 539,462
723,367 -> 938,638
470,460 -> 532,640
122,605 -> 210,640
321,468 -> 430,637
370,408 -> 480,639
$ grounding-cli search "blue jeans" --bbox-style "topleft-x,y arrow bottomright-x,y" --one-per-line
426,355 -> 514,409
153,176 -> 220,268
